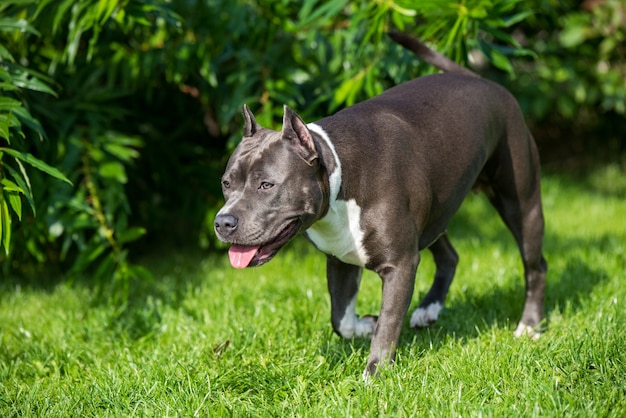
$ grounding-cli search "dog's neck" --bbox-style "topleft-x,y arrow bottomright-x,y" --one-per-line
307,123 -> 342,222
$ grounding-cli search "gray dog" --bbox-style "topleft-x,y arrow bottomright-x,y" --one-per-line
215,32 -> 547,377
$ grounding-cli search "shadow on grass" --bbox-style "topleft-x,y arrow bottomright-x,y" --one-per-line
0,245 -> 220,341
316,225 -> 616,366
400,233 -> 613,355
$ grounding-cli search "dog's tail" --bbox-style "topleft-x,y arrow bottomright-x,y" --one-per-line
388,31 -> 479,78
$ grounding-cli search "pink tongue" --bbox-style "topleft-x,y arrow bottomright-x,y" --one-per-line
228,245 -> 260,269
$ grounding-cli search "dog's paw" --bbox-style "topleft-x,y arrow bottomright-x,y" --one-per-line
339,314 -> 377,339
514,322 -> 541,340
362,359 -> 379,382
410,302 -> 442,328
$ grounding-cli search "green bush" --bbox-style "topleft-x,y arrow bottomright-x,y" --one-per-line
510,0 -> 625,120
0,0 -> 178,290
0,0 -> 623,298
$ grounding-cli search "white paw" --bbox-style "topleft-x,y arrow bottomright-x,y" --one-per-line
339,314 -> 376,339
362,368 -> 372,383
410,302 -> 442,328
514,322 -> 541,340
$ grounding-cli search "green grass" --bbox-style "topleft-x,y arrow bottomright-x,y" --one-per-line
1,166 -> 625,416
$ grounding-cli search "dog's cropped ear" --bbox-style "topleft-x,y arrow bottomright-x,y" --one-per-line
242,104 -> 261,137
281,105 -> 318,165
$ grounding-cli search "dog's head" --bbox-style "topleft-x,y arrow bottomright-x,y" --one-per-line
214,105 -> 328,268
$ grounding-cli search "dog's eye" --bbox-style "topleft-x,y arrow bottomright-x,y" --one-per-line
259,181 -> 274,190
221,180 -> 231,188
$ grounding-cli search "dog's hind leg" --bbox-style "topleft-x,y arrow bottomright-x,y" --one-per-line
326,255 -> 377,339
491,190 -> 547,338
410,233 -> 459,328
484,134 -> 547,338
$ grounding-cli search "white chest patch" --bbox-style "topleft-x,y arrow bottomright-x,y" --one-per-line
306,198 -> 369,266
305,123 -> 369,267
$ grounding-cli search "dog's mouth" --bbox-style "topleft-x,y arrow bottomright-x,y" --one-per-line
228,220 -> 300,268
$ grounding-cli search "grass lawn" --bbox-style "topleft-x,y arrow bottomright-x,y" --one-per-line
1,165 -> 625,416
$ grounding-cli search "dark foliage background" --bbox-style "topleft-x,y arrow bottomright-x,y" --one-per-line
1,0 -> 624,292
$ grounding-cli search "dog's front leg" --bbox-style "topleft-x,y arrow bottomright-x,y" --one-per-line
365,255 -> 419,377
326,255 -> 377,339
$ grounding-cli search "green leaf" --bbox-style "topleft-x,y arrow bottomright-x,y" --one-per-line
71,237 -> 108,274
118,227 -> 146,245
0,113 -> 21,129
104,142 -> 140,162
34,0 -> 73,35
479,38 -> 537,60
0,18 -> 40,36
559,25 -> 588,48
0,0 -> 39,6
6,66 -> 57,96
6,191 -> 22,221
0,97 -> 47,141
1,198 -> 11,255
0,83 -> 19,93
0,97 -> 22,111
0,199 -> 3,250
1,178 -> 22,193
298,0 -> 349,27
489,49 -> 514,75
2,178 -> 23,221
468,6 -> 488,19
0,115 -> 13,141
129,264 -> 154,282
93,252 -> 117,282
0,44 -> 15,61
98,161 -> 127,183
502,10 -> 535,27
0,148 -> 72,185
4,164 -> 34,215
389,2 -> 416,17
333,70 -> 365,108
299,0 -> 317,21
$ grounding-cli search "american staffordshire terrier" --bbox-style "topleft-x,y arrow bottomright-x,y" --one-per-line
214,32 -> 547,377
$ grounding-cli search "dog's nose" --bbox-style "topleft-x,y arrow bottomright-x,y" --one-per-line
214,213 -> 239,237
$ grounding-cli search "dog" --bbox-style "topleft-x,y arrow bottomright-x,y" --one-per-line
214,32 -> 547,377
